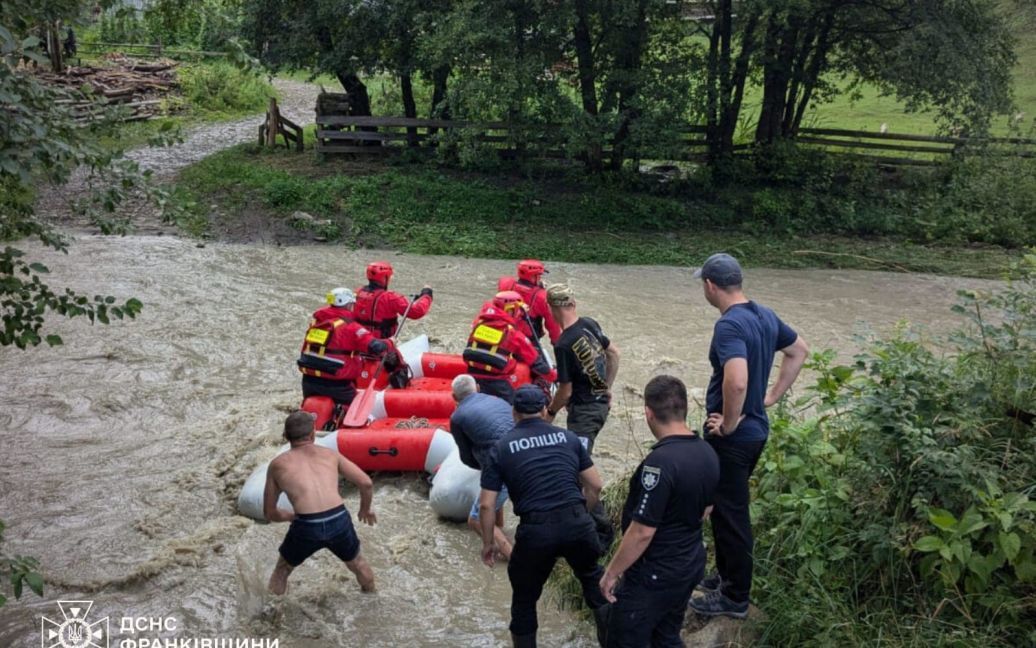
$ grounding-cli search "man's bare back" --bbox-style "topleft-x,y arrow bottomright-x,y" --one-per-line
265,411 -> 376,595
269,444 -> 347,515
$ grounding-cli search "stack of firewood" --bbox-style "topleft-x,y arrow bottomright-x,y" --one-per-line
36,55 -> 180,123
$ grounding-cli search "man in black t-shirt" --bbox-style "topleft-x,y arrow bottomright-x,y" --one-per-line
544,283 -> 621,454
599,376 -> 719,647
478,384 -> 611,647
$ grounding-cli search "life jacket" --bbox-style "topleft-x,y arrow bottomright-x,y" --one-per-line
463,305 -> 522,377
297,317 -> 364,380
498,276 -> 545,338
354,286 -> 397,339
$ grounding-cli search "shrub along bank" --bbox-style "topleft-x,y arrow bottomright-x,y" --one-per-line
170,143 -> 1027,277
551,254 -> 1036,646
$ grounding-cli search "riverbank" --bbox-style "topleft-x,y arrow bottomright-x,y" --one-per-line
168,145 -> 1024,278
0,236 -> 1000,646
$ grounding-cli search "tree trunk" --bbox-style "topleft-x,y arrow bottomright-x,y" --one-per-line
335,72 -> 372,116
609,0 -> 649,171
790,14 -> 835,135
705,13 -> 722,160
400,72 -> 418,146
430,65 -> 450,119
573,0 -> 602,171
721,10 -> 761,154
755,14 -> 797,144
47,22 -> 64,73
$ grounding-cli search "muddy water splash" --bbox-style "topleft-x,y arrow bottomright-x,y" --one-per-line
0,236 -> 996,646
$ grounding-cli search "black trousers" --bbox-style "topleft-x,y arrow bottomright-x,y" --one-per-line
475,376 -> 515,403
566,400 -> 609,454
507,504 -> 608,636
706,436 -> 766,603
301,375 -> 356,406
606,569 -> 698,648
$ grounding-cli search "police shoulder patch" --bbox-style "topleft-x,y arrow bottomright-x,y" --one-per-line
641,465 -> 661,491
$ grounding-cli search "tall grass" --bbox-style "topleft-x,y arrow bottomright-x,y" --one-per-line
178,62 -> 273,117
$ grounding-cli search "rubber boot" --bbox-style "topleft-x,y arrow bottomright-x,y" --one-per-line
593,603 -> 611,647
511,632 -> 537,648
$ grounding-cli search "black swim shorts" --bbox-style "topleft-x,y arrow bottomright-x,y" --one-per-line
278,504 -> 361,567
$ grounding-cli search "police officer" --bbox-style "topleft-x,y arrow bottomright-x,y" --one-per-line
478,384 -> 611,647
599,376 -> 719,647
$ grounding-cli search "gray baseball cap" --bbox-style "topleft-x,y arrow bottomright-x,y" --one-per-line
692,253 -> 743,287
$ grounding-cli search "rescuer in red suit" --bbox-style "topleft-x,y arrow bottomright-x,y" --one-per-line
463,291 -> 556,403
353,261 -> 432,388
298,287 -> 388,406
497,259 -> 561,345
353,261 -> 433,339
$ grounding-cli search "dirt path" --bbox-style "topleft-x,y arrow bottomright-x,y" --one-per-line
34,77 -> 320,234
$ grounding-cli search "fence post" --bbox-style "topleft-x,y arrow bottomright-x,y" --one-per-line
266,98 -> 281,147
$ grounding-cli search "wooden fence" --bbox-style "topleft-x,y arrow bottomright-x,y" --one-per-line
77,41 -> 227,61
315,115 -> 1036,166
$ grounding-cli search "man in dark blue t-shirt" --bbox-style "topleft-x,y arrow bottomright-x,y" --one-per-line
479,384 -> 611,647
600,375 -> 719,647
689,253 -> 809,619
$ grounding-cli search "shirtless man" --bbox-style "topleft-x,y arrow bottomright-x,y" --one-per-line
264,411 -> 377,595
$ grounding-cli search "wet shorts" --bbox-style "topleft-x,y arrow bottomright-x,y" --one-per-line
469,485 -> 509,521
278,505 -> 360,567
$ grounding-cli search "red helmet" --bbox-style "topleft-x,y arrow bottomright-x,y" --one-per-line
517,259 -> 547,283
493,290 -> 526,314
366,261 -> 394,286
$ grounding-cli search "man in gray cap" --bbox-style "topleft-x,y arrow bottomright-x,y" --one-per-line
689,253 -> 809,619
478,383 -> 611,647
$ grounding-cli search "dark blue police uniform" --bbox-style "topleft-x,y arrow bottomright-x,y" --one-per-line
480,387 -> 609,642
607,434 -> 719,647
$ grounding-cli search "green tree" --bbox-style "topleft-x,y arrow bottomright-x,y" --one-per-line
700,0 -> 1016,157
242,0 -> 455,122
1,20 -> 169,348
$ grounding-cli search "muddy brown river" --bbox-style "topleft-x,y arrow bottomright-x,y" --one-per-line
0,234 -> 997,646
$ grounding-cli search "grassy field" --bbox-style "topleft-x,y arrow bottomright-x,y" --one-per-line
780,37 -> 1036,136
168,144 -> 1023,278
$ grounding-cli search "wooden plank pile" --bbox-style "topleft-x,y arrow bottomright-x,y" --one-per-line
35,54 -> 180,123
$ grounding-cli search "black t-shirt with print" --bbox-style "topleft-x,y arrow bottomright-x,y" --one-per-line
621,434 -> 720,585
553,317 -> 611,405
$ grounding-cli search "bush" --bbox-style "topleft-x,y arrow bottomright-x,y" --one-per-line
178,62 -> 272,115
754,254 -> 1036,645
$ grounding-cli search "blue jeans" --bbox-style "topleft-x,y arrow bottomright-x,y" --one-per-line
469,486 -> 509,520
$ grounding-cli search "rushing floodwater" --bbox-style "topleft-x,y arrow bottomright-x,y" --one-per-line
0,235 -> 997,646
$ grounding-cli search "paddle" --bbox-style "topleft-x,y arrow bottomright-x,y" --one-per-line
523,311 -> 557,397
342,296 -> 418,428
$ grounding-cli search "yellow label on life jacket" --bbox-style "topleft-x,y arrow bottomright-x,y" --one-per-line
305,327 -> 331,345
472,324 -> 504,345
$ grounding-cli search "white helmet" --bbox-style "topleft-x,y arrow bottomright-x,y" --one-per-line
326,287 -> 355,307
